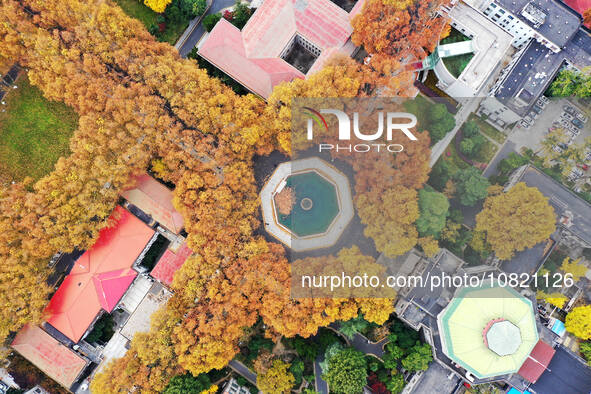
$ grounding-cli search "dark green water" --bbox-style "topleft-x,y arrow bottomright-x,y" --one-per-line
278,171 -> 339,237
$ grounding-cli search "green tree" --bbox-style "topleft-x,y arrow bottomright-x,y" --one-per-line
460,138 -> 475,156
203,13 -> 222,31
322,348 -> 368,394
548,68 -> 591,98
339,314 -> 370,340
163,373 -> 211,394
498,153 -> 529,175
416,188 -> 449,238
193,0 -> 207,16
452,167 -> 490,206
580,341 -> 591,366
289,336 -> 319,362
428,103 -> 456,143
232,1 -> 252,29
382,342 -> 405,370
462,120 -> 479,138
429,160 -> 452,191
386,372 -> 406,394
401,343 -> 433,372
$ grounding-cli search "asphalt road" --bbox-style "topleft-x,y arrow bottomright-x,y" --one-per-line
178,0 -> 236,58
350,333 -> 388,359
314,354 -> 329,394
531,346 -> 591,394
228,360 -> 257,385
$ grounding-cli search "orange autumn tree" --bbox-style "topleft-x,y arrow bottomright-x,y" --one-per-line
352,0 -> 449,60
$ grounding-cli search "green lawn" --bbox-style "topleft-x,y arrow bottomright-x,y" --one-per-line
115,0 -> 189,45
468,114 -> 506,144
0,76 -> 78,181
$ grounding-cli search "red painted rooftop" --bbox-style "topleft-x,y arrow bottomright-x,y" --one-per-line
199,0 -> 365,98
150,243 -> 192,287
120,174 -> 184,234
517,340 -> 556,383
12,325 -> 87,389
45,206 -> 155,342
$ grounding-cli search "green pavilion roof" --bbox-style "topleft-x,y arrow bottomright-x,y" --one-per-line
437,284 -> 538,379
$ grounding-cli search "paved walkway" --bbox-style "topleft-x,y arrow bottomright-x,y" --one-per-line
430,97 -> 484,167
177,0 -> 236,58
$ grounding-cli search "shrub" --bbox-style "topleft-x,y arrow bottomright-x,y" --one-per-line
203,13 -> 221,31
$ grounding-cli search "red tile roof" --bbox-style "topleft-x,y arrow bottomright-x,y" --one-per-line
198,0 -> 365,98
150,243 -> 192,287
121,174 -> 184,234
12,325 -> 87,389
518,340 -> 556,383
45,206 -> 154,342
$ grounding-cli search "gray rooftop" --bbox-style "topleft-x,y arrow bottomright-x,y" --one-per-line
496,40 -> 565,116
495,0 -> 581,47
495,28 -> 591,116
515,165 -> 591,245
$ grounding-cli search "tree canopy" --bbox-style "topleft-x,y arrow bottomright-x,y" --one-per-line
566,305 -> 591,340
475,183 -> 556,260
322,348 -> 368,394
416,187 -> 449,238
452,167 -> 490,207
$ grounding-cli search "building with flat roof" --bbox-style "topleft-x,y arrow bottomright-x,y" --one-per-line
469,0 -> 591,124
44,206 -> 155,343
437,284 -> 539,379
120,174 -> 184,234
435,1 -> 514,97
11,325 -> 88,390
198,0 -> 365,98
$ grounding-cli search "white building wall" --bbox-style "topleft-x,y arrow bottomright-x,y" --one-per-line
481,1 -> 534,48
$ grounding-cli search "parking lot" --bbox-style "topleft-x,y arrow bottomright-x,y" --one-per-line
509,98 -> 591,187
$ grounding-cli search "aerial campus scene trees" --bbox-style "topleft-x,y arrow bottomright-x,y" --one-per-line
1,0 -> 591,393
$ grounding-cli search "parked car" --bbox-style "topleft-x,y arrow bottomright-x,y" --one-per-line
564,105 -> 576,115
562,112 -> 574,121
572,118 -> 584,129
575,113 -> 588,123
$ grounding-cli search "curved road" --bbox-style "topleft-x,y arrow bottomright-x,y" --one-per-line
177,0 -> 237,58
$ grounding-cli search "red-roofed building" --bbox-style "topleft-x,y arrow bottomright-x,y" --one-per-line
120,174 -> 184,234
198,0 -> 366,98
518,340 -> 556,383
150,243 -> 192,287
45,206 -> 155,343
11,325 -> 88,390
563,0 -> 591,26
